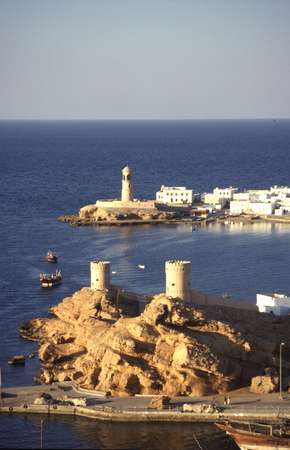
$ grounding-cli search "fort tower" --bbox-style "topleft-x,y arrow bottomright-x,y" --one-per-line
165,260 -> 192,302
121,166 -> 133,202
90,261 -> 111,290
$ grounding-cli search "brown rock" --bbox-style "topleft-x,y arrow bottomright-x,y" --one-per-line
20,289 -> 290,396
250,374 -> 279,394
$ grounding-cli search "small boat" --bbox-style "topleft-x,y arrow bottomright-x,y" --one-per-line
28,352 -> 36,359
216,420 -> 290,450
46,250 -> 58,263
8,355 -> 25,365
111,271 -> 117,274
40,269 -> 62,288
138,265 -> 145,269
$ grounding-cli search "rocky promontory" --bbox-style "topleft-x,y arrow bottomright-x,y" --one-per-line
20,288 -> 290,397
58,204 -> 183,226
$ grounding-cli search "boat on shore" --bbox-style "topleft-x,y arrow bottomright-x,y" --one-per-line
46,250 -> 58,263
216,420 -> 290,450
8,355 -> 25,365
40,270 -> 62,288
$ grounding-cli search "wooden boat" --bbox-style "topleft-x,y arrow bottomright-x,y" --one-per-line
8,355 -> 25,365
40,269 -> 62,288
216,420 -> 290,450
46,250 -> 58,263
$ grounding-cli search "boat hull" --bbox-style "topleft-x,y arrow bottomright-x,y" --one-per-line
41,280 -> 62,288
231,431 -> 290,450
217,423 -> 290,450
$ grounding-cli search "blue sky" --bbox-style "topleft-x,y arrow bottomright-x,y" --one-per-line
1,0 -> 290,119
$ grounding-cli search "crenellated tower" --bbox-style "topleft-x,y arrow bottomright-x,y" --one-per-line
90,260 -> 111,291
165,260 -> 192,302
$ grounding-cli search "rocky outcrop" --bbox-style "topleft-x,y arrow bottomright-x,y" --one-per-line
58,204 -> 182,226
20,288 -> 290,397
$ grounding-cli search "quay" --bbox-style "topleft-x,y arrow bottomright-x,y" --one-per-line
1,383 -> 290,424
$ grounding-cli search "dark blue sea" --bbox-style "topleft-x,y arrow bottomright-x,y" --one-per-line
1,119 -> 290,448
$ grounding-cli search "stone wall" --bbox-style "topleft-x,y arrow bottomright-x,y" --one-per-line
190,289 -> 258,311
96,200 -> 156,209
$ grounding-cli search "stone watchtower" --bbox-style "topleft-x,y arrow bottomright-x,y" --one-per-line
165,260 -> 192,302
90,261 -> 111,291
121,165 -> 133,202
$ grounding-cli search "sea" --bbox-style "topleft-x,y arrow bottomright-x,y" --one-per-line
1,119 -> 290,449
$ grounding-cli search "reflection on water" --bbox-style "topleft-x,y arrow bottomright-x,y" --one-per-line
0,414 -> 238,449
209,220 -> 290,235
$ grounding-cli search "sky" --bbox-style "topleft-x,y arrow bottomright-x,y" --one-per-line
0,0 -> 290,120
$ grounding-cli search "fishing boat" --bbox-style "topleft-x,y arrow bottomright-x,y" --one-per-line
216,420 -> 290,450
46,250 -> 58,263
40,269 -> 62,288
8,355 -> 25,365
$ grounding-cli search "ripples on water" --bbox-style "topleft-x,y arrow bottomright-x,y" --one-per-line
1,120 -> 290,448
0,415 -> 238,449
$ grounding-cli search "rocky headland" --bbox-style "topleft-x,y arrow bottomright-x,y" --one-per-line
58,204 -> 183,226
20,287 -> 290,397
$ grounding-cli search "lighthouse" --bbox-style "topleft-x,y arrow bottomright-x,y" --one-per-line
121,166 -> 133,203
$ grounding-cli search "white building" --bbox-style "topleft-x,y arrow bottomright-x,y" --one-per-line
156,186 -> 193,205
204,186 -> 237,206
233,192 -> 250,201
230,200 -> 275,216
213,186 -> 238,200
230,200 -> 250,215
256,293 -> 290,316
270,185 -> 290,197
250,202 -> 275,215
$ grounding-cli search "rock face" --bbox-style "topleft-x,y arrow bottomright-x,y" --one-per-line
20,288 -> 290,396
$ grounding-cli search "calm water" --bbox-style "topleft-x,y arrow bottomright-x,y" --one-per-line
1,119 -> 290,448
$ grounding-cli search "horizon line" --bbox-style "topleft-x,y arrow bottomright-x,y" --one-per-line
0,117 -> 290,122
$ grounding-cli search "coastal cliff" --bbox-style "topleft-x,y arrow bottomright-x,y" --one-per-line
20,288 -> 290,396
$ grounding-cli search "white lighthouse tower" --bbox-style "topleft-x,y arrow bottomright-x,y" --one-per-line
165,260 -> 192,302
121,166 -> 133,203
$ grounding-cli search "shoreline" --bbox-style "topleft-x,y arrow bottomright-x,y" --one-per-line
58,213 -> 290,227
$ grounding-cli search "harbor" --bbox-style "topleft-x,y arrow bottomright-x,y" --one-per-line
2,120 -> 290,447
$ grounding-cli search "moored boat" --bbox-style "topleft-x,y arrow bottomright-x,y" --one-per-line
8,355 -> 25,365
216,420 -> 290,450
46,250 -> 58,263
40,269 -> 62,288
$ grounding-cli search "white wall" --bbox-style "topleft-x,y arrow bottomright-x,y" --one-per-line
250,202 -> 274,215
230,200 -> 249,214
230,200 -> 274,215
257,293 -> 290,315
